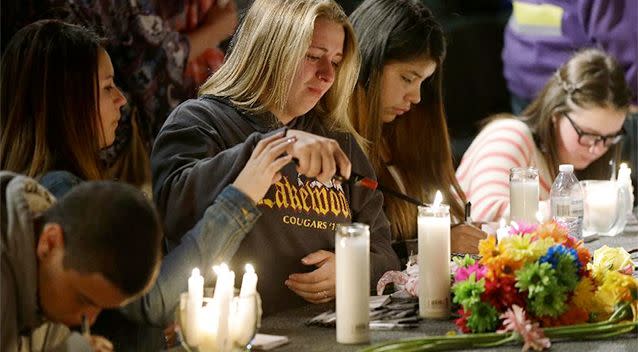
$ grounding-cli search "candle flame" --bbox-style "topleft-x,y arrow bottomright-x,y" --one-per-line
620,162 -> 628,169
192,268 -> 200,277
433,190 -> 443,207
245,263 -> 255,273
213,263 -> 230,276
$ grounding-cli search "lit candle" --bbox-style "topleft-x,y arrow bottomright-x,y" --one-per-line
213,264 -> 234,352
185,268 -> 203,346
496,218 -> 509,242
583,182 -> 618,233
239,264 -> 258,298
418,191 -> 450,319
618,163 -> 634,207
198,304 -> 218,352
335,223 -> 370,344
231,264 -> 259,346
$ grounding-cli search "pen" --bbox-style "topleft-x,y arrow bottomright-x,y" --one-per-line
81,314 -> 90,337
282,128 -> 425,207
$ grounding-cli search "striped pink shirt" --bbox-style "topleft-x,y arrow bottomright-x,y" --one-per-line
456,119 -> 552,222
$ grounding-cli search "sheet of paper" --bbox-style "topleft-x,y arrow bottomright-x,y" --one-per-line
369,295 -> 390,309
252,333 -> 290,350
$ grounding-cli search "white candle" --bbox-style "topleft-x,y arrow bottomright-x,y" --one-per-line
212,264 -> 234,352
239,264 -> 258,298
496,218 -> 509,242
510,179 -> 539,223
198,304 -> 218,352
336,223 -> 370,344
583,182 -> 617,232
418,191 -> 451,319
617,163 -> 634,207
185,268 -> 203,346
231,264 -> 259,347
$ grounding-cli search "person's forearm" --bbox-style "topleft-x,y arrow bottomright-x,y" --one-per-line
187,29 -> 219,62
118,185 -> 261,326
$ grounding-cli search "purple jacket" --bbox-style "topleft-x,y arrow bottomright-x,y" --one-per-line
502,0 -> 637,104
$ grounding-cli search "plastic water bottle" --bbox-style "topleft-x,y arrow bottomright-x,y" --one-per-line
550,164 -> 584,239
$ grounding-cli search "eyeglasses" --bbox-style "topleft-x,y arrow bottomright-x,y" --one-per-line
563,113 -> 625,148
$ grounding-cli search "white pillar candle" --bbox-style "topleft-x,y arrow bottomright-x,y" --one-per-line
336,223 -> 370,344
231,264 -> 259,347
186,268 -> 203,346
239,264 -> 258,298
212,264 -> 234,352
583,182 -> 618,232
510,167 -> 539,224
198,304 -> 219,352
418,191 -> 451,319
617,163 -> 634,207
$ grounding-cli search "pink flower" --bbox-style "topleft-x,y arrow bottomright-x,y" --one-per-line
454,263 -> 487,282
619,264 -> 634,275
509,222 -> 538,235
498,305 -> 551,351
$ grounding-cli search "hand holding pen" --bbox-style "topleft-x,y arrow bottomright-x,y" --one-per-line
283,128 -> 351,184
82,315 -> 114,352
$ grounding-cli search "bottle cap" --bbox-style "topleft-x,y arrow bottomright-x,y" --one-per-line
559,164 -> 574,173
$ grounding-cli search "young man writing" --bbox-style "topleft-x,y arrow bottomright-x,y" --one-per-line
1,172 -> 163,351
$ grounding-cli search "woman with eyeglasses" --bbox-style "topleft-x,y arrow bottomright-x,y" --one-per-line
456,49 -> 632,222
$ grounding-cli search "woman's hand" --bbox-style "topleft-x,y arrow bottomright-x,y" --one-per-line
286,129 -> 351,183
232,132 -> 295,203
451,224 -> 487,254
186,0 -> 238,61
200,0 -> 237,43
286,250 -> 335,304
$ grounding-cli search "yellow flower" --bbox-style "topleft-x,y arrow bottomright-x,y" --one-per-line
479,235 -> 503,266
572,277 -> 596,310
594,271 -> 638,314
589,246 -> 634,282
502,234 -> 554,263
479,236 -> 518,278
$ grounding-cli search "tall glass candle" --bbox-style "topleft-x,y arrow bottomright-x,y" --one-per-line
198,303 -> 218,352
231,264 -> 258,346
418,191 -> 450,319
212,264 -> 234,352
336,223 -> 370,344
186,268 -> 203,346
510,167 -> 539,223
239,264 -> 258,298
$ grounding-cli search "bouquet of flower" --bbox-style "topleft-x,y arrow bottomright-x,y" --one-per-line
362,221 -> 638,352
452,221 -> 636,334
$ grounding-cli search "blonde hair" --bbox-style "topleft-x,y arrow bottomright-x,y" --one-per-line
200,0 -> 361,140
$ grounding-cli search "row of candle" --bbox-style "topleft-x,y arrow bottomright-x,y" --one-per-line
185,263 -> 258,351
